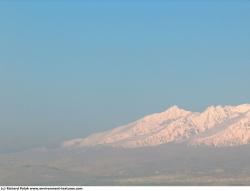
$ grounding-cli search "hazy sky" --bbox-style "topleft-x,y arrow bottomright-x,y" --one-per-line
0,1 -> 249,152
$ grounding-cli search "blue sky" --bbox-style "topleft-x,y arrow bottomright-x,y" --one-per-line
0,1 -> 249,152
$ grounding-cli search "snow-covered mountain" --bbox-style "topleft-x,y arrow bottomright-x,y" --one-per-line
63,104 -> 250,149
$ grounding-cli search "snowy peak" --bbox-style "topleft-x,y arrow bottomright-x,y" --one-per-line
63,104 -> 250,149
142,105 -> 190,123
233,104 -> 250,113
165,105 -> 187,114
164,105 -> 191,118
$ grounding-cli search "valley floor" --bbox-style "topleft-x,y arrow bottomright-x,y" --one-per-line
0,144 -> 250,186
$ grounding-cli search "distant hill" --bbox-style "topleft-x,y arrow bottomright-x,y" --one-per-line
63,104 -> 250,148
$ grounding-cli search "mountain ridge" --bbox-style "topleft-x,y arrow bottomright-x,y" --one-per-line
63,104 -> 250,149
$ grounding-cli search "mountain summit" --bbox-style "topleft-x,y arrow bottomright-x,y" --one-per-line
63,104 -> 250,149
